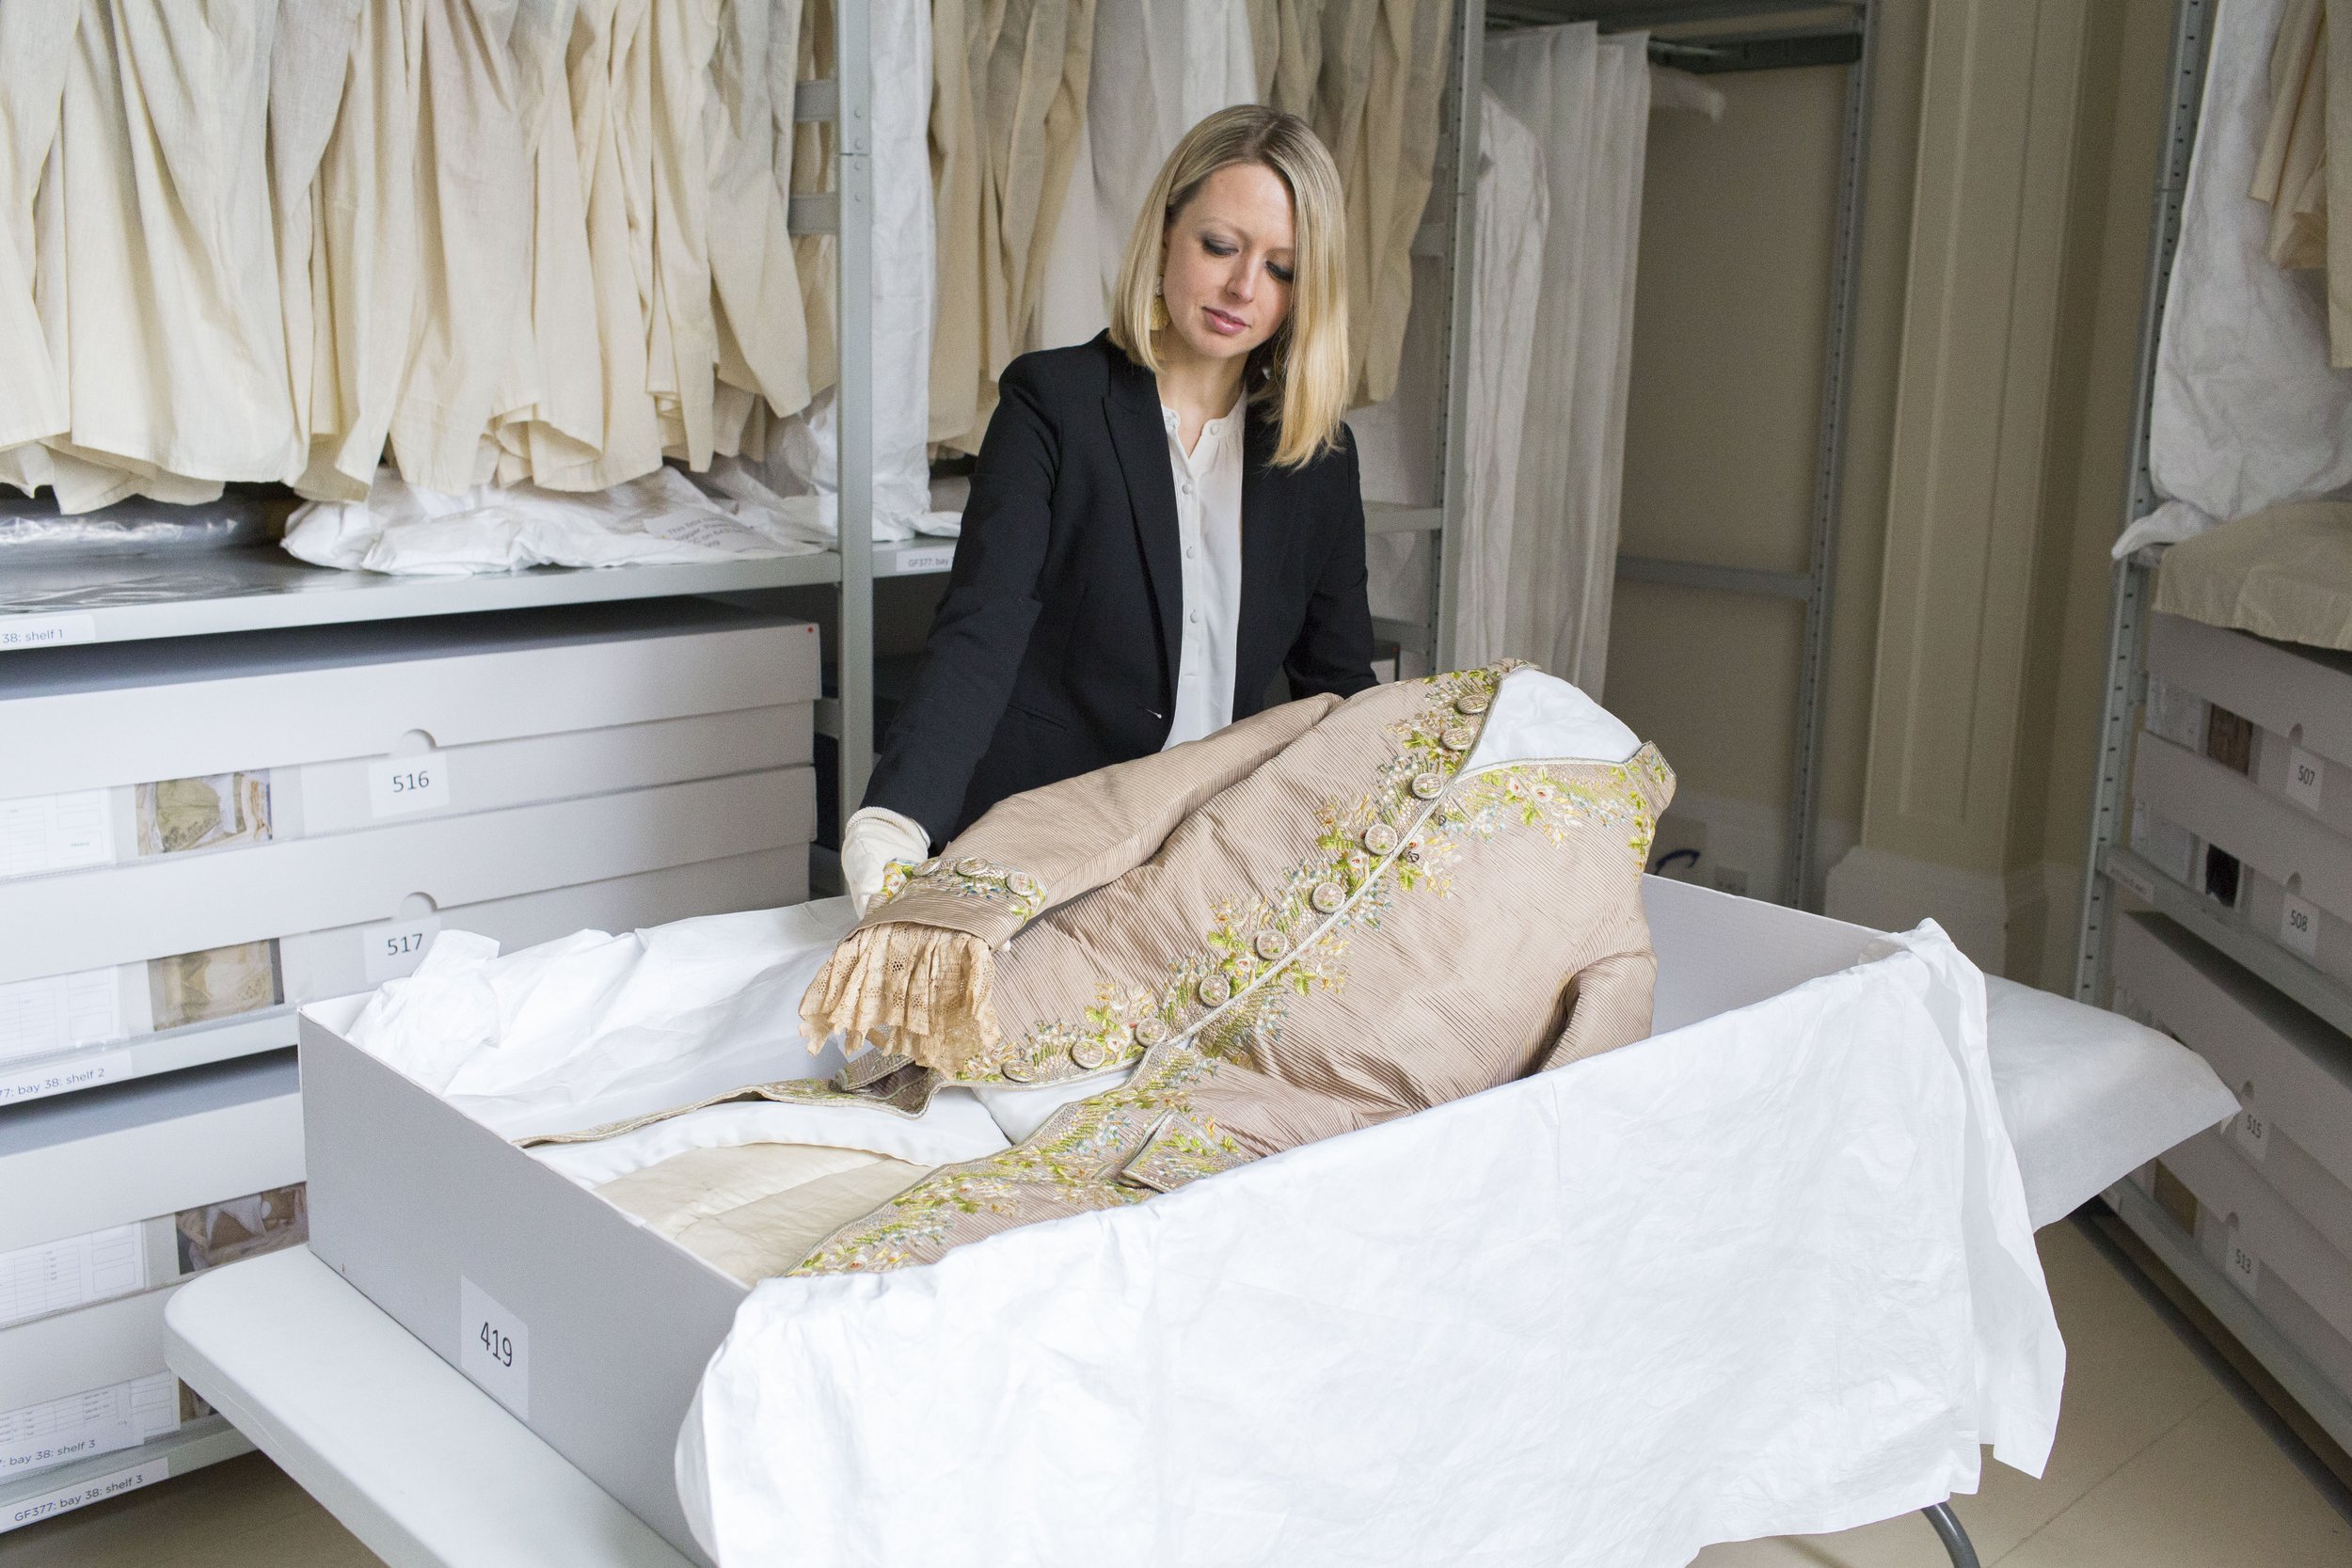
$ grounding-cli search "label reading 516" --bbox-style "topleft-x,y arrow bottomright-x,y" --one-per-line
368,752 -> 452,818
459,1276 -> 530,1419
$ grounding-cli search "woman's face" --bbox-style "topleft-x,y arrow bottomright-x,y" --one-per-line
1158,161 -> 1295,366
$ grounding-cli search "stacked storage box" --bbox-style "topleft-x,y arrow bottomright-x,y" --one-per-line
2113,611 -> 2352,1443
0,598 -> 818,1525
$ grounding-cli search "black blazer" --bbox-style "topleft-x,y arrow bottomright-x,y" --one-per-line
864,331 -> 1376,842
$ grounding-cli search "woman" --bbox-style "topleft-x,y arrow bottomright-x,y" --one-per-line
843,105 -> 1376,909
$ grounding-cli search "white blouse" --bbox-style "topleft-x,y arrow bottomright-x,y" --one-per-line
1158,400 -> 1246,749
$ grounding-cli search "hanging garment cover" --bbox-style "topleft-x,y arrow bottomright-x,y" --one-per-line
541,665 -> 1673,1278
38,0 -> 295,511
1486,23 -> 1651,691
389,0 -> 535,492
2122,0 -> 2352,554
484,0 -> 605,485
0,6 -> 78,490
298,0 -> 423,501
265,0 -> 364,478
930,0 -> 1097,454
1326,0 -> 1453,407
1079,0 -> 1257,346
2250,0 -> 2352,366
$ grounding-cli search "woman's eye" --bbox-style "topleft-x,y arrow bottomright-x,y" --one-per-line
1201,238 -> 1236,257
1267,262 -> 1294,284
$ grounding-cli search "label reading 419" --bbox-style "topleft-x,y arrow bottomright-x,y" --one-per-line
459,1276 -> 530,1419
368,752 -> 453,818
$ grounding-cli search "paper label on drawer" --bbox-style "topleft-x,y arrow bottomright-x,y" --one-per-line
7,1459 -> 167,1530
2285,747 -> 2327,813
0,614 -> 97,653
0,1224 -> 147,1331
2280,892 -> 2322,959
1,790 -> 114,879
2225,1232 -> 2263,1298
460,1277 -> 530,1419
368,752 -> 451,818
0,1049 -> 131,1108
896,546 -> 955,575
362,914 -> 442,984
0,967 -> 123,1067
2233,1103 -> 2271,1164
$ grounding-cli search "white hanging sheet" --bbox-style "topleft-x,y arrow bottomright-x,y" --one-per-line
279,465 -> 825,578
2121,0 -> 2352,556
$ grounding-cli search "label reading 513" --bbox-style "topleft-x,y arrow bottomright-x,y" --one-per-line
459,1276 -> 530,1419
368,752 -> 453,818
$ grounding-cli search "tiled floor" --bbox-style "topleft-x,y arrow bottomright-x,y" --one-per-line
6,1223 -> 2348,1567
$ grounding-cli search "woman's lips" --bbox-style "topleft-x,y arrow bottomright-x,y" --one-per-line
1202,306 -> 1248,337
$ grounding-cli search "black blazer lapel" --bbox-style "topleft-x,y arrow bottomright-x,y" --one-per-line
1234,411 -> 1291,712
1103,353 -> 1184,700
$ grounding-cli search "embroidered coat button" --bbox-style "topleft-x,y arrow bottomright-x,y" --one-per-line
1454,693 -> 1491,716
998,1055 -> 1038,1084
1411,771 -> 1443,800
1440,725 -> 1475,752
1311,881 -> 1345,913
916,858 -> 941,875
1070,1039 -> 1111,1069
954,856 -> 997,879
1254,929 -> 1289,960
1363,821 -> 1399,855
1007,872 -> 1041,900
1134,1019 -> 1169,1046
1197,974 -> 1232,1006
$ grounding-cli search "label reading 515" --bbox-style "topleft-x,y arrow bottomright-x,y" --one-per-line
368,752 -> 453,818
459,1276 -> 530,1419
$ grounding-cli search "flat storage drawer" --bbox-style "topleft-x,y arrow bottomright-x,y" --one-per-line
2148,612 -> 2352,779
0,600 -> 820,803
0,1053 -> 301,1255
2115,912 -> 2352,1257
3,705 -> 811,883
2157,1130 -> 2352,1400
2,769 -> 817,987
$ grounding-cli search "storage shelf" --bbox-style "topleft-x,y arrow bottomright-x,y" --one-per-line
873,538 -> 957,578
2107,1180 -> 2352,1457
0,1415 -> 252,1534
2101,845 -> 2352,1041
2,1010 -> 297,1112
0,549 -> 845,648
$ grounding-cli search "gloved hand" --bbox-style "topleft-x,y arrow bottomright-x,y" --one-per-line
842,805 -> 932,916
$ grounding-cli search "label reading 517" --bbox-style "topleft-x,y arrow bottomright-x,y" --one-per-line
362,915 -> 442,983
368,752 -> 453,818
459,1276 -> 530,1419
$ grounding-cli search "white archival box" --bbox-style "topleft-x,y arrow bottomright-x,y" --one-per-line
298,879 -> 1890,1565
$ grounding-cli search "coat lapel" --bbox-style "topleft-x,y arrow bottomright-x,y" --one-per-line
1234,412 -> 1289,712
1103,346 -> 1183,697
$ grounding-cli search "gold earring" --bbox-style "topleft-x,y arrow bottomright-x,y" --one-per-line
1148,282 -> 1170,332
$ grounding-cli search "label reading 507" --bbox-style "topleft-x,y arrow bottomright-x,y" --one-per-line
368,752 -> 453,818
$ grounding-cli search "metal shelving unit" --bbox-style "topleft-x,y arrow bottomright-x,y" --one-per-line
1479,0 -> 1873,911
2073,0 -> 2352,1472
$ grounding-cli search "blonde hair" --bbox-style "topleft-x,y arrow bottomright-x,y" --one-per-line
1107,105 -> 1350,468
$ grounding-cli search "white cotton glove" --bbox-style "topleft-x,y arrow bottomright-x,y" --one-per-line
842,806 -> 932,916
